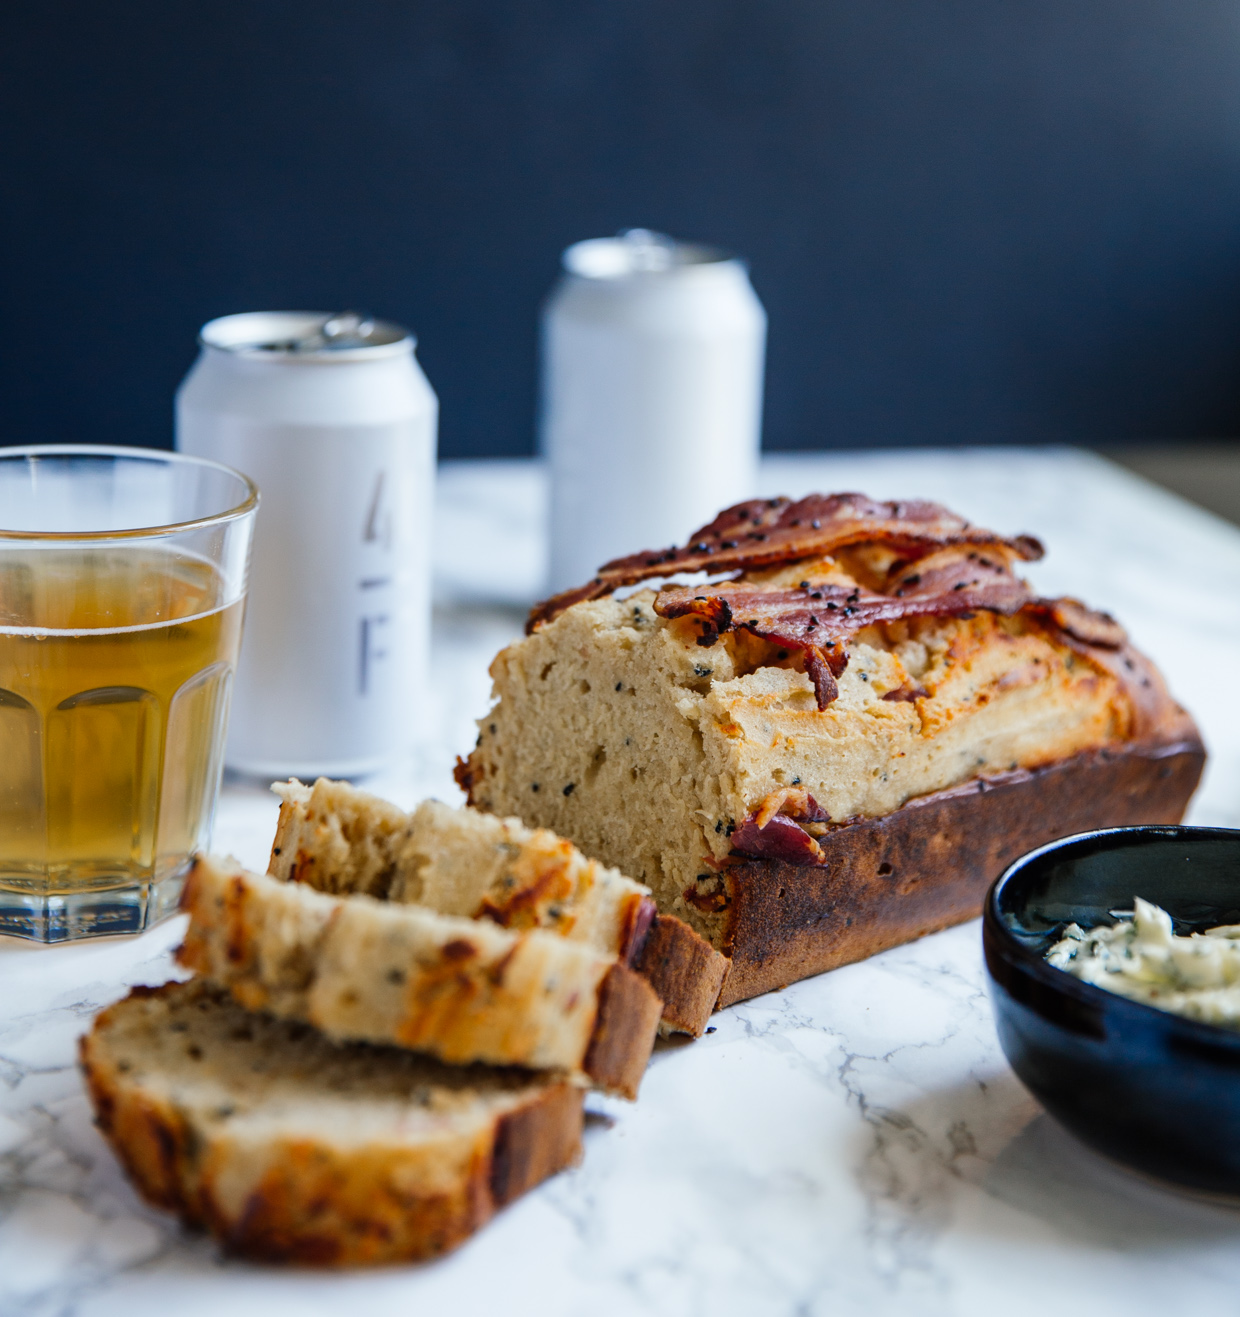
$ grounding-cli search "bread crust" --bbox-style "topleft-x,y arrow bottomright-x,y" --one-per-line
179,858 -> 661,1098
713,736 -> 1205,1007
581,962 -> 666,1094
79,983 -> 585,1267
634,916 -> 731,1036
78,986 -> 202,1220
488,1083 -> 586,1207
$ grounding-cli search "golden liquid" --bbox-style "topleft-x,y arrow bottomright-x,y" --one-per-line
0,547 -> 243,893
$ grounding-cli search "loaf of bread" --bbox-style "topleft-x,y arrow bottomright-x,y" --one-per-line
178,854 -> 661,1098
80,981 -> 583,1265
268,781 -> 728,1036
459,492 -> 1205,1004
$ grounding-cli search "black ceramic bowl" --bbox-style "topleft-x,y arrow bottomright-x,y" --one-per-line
984,825 -> 1240,1195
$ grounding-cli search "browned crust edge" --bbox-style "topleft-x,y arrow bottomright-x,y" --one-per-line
79,986 -> 203,1223
79,984 -> 586,1267
634,915 -> 730,1036
581,963 -> 663,1099
715,737 -> 1206,1008
490,1082 -> 586,1206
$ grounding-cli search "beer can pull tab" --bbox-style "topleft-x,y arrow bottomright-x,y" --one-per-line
620,229 -> 676,272
255,311 -> 380,354
563,230 -> 732,280
319,311 -> 377,348
286,311 -> 379,352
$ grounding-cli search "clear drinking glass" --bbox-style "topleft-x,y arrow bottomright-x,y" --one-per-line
0,445 -> 258,942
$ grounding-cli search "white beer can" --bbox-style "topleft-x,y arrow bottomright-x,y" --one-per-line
541,230 -> 766,592
176,311 -> 437,779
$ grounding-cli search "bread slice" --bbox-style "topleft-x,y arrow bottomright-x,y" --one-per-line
271,782 -> 646,949
178,855 -> 661,1098
80,981 -> 583,1266
269,780 -> 728,1036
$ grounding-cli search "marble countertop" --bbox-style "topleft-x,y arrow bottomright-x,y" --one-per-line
4,449 -> 1240,1317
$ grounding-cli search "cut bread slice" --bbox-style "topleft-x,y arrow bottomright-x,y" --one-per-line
80,980 -> 583,1266
269,779 -> 728,1036
271,781 -> 645,950
178,855 -> 661,1098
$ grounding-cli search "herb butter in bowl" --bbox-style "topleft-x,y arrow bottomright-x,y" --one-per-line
984,825 -> 1240,1195
1049,898 -> 1240,1027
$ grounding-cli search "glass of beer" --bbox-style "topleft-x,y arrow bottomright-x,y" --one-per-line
0,446 -> 258,942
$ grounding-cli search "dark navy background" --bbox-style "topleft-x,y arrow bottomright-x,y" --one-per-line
4,1 -> 1240,458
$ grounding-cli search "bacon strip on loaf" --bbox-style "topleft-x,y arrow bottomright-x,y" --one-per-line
527,493 -> 1043,633
654,543 -> 1034,709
